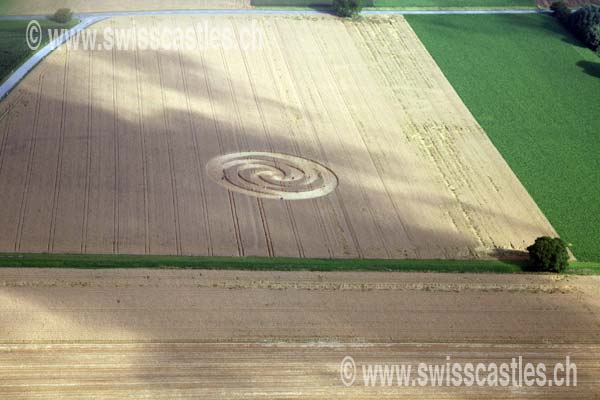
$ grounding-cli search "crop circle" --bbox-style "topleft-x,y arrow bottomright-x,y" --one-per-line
206,152 -> 338,200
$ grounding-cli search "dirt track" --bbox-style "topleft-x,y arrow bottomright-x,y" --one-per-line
0,15 -> 557,259
1,268 -> 599,398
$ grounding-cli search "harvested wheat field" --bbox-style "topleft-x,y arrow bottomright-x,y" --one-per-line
1,269 -> 600,398
0,0 -> 248,16
0,15 -> 557,259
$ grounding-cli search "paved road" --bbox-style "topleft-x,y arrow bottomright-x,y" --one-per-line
0,8 -> 551,20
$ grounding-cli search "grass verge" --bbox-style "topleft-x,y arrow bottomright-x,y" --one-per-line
0,18 -> 79,84
0,253 -> 597,274
407,14 -> 600,262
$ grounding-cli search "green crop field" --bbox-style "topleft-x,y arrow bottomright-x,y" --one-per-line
407,14 -> 600,261
250,0 -> 536,8
372,0 -> 535,7
0,0 -> 16,15
0,18 -> 78,84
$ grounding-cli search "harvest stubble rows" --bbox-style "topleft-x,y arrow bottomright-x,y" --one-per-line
0,15 -> 556,258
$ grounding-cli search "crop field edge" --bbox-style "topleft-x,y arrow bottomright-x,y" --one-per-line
0,18 -> 80,85
0,253 -> 597,274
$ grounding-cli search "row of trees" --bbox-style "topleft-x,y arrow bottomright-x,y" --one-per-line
551,2 -> 600,55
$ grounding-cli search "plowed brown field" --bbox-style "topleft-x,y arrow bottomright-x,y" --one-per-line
0,15 -> 557,259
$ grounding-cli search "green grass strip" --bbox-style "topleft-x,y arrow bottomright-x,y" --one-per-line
0,253 -> 595,275
373,0 -> 535,7
0,253 -> 527,272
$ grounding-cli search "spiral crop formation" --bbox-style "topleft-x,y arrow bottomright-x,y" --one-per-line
206,152 -> 338,200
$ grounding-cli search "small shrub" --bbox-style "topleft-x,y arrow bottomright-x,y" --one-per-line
52,8 -> 73,24
333,0 -> 362,18
550,1 -> 571,24
526,236 -> 569,273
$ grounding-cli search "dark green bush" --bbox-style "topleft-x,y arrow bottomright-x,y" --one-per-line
568,4 -> 600,51
333,0 -> 362,17
526,236 -> 569,273
51,8 -> 73,24
594,22 -> 600,53
550,1 -> 571,24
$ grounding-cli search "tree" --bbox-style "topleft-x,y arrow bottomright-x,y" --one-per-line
332,0 -> 362,18
52,8 -> 73,24
550,1 -> 571,24
526,236 -> 569,273
568,4 -> 600,51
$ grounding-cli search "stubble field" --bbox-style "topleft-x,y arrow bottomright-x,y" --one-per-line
1,268 -> 600,398
0,15 -> 556,259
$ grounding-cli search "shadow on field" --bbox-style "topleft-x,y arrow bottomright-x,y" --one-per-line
577,60 -> 600,78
